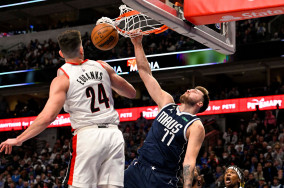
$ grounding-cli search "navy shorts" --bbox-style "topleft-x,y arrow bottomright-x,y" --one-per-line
124,159 -> 178,188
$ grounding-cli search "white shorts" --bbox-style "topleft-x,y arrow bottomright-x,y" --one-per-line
64,125 -> 125,188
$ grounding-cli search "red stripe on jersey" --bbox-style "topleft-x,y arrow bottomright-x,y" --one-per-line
66,59 -> 89,65
68,134 -> 77,185
59,68 -> 69,79
97,61 -> 105,68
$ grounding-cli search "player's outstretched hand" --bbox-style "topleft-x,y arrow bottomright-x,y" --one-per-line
0,138 -> 22,154
130,34 -> 143,46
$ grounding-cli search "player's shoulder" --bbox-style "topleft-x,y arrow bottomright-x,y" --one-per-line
160,103 -> 177,111
50,75 -> 69,92
53,74 -> 69,84
191,119 -> 204,131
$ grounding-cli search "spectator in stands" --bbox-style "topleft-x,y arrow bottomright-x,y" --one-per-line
258,177 -> 267,188
271,176 -> 283,188
247,112 -> 260,134
263,160 -> 278,184
223,128 -> 233,145
11,170 -> 20,184
254,164 -> 264,181
246,172 -> 259,187
220,151 -> 231,167
256,22 -> 267,40
200,162 -> 215,188
278,169 -> 284,185
231,132 -> 238,145
263,110 -> 277,132
214,166 -> 224,183
228,87 -> 240,99
0,173 -> 4,188
208,151 -> 219,171
214,139 -> 224,158
272,143 -> 284,166
135,112 -> 148,130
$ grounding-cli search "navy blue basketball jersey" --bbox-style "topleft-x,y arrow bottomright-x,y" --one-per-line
138,103 -> 200,173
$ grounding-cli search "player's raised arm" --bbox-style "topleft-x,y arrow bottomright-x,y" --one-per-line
183,120 -> 205,188
131,36 -> 174,110
0,75 -> 68,154
97,60 -> 136,99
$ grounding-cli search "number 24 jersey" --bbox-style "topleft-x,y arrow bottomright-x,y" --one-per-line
60,60 -> 119,130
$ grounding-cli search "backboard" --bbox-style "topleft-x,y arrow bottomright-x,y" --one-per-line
122,0 -> 236,55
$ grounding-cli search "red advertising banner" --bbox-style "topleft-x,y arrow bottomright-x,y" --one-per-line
201,95 -> 283,115
0,95 -> 283,132
184,0 -> 284,25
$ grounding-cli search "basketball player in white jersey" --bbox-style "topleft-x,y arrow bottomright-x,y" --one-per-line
0,30 -> 136,188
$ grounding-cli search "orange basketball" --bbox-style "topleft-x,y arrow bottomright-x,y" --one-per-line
91,23 -> 119,51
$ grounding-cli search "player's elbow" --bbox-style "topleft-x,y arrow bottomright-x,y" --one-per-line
128,89 -> 136,99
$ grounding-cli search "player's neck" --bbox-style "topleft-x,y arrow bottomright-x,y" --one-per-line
65,57 -> 85,65
179,103 -> 198,115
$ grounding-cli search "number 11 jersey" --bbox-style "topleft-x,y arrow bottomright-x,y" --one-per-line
60,59 -> 119,130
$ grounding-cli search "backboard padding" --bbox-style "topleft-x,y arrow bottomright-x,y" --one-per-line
122,0 -> 236,55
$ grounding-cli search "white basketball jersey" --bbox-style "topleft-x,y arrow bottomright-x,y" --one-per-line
60,59 -> 119,129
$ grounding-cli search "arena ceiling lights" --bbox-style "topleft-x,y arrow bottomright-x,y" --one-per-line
0,0 -> 46,9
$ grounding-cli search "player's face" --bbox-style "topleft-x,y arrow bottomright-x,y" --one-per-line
180,89 -> 204,106
224,169 -> 240,188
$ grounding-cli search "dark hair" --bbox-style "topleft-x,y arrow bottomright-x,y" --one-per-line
195,86 -> 209,113
57,30 -> 82,59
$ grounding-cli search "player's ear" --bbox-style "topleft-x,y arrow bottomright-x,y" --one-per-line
79,46 -> 84,55
238,177 -> 241,184
197,101 -> 203,108
59,50 -> 64,58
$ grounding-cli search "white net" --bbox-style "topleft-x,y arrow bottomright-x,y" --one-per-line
96,5 -> 168,38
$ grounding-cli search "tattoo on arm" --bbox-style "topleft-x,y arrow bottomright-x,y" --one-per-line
183,165 -> 193,188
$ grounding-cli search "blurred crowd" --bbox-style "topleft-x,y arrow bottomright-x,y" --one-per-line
0,106 -> 283,188
195,108 -> 284,188
1,17 -> 284,73
0,130 -> 72,188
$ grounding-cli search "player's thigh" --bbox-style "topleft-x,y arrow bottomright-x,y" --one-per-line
98,129 -> 125,186
153,171 -> 178,188
68,128 -> 110,186
124,162 -> 147,188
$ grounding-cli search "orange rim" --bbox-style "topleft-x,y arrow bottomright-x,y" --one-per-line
116,25 -> 168,36
116,10 -> 141,21
115,10 -> 168,35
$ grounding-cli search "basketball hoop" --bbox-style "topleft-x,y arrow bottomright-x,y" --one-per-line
97,5 -> 168,38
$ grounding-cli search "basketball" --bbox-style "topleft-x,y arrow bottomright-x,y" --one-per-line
91,23 -> 119,51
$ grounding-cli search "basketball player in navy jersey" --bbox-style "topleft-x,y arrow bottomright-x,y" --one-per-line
124,35 -> 209,188
0,30 -> 136,188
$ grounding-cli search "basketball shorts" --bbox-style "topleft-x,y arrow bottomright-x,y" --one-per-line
64,125 -> 125,188
124,159 -> 178,188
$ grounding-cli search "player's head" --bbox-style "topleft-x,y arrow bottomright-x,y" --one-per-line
57,30 -> 83,59
179,86 -> 209,113
224,165 -> 244,188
